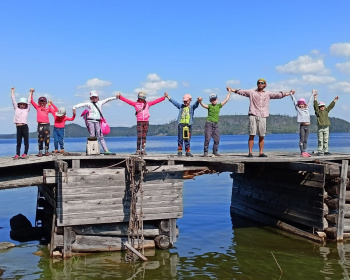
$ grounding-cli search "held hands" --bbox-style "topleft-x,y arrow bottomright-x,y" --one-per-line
197,97 -> 203,102
116,93 -> 121,99
164,92 -> 169,98
48,99 -> 52,105
312,89 -> 317,96
73,109 -> 76,115
290,90 -> 295,95
314,93 -> 318,100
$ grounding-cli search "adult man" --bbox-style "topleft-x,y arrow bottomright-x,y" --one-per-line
227,79 -> 294,157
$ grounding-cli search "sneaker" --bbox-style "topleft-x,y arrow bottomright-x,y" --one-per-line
316,152 -> 323,156
177,151 -> 182,157
60,149 -> 65,154
141,150 -> 147,156
53,149 -> 59,154
13,155 -> 20,160
37,152 -> 43,157
203,152 -> 209,157
21,154 -> 27,159
301,152 -> 311,158
305,152 -> 311,157
324,152 -> 331,155
212,152 -> 221,157
134,150 -> 141,155
186,152 -> 193,157
247,153 -> 253,158
104,151 -> 112,154
258,153 -> 267,157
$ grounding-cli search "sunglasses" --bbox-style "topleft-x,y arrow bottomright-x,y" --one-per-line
257,82 -> 265,85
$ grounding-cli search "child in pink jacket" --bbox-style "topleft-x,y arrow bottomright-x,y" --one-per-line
11,87 -> 31,159
117,92 -> 167,155
49,104 -> 76,154
31,90 -> 56,157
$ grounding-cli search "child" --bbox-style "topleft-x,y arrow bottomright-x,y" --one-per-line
166,93 -> 199,157
290,90 -> 314,157
73,90 -> 116,154
314,92 -> 339,156
11,87 -> 31,159
49,104 -> 76,153
117,92 -> 166,155
31,89 -> 56,157
198,91 -> 231,157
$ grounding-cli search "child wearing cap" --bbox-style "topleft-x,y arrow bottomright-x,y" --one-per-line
117,92 -> 166,155
166,93 -> 199,157
313,92 -> 339,156
73,90 -> 116,154
198,91 -> 231,157
49,104 -> 76,154
31,89 -> 56,157
290,90 -> 315,157
11,87 -> 31,159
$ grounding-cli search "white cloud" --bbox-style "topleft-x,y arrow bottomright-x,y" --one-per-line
203,88 -> 220,94
335,61 -> 350,75
276,55 -> 326,74
341,104 -> 350,111
0,106 -> 12,113
77,78 -> 112,89
134,73 -> 178,96
301,75 -> 336,84
330,43 -> 350,57
328,82 -> 350,93
182,81 -> 190,88
226,79 -> 240,86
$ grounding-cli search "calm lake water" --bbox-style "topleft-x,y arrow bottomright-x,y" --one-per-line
0,133 -> 350,279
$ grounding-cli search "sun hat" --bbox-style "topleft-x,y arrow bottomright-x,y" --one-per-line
38,96 -> 47,103
183,94 -> 192,101
318,102 -> 326,107
138,92 -> 146,100
90,90 -> 99,98
209,93 -> 217,100
18,97 -> 28,104
56,107 -> 66,117
297,98 -> 306,105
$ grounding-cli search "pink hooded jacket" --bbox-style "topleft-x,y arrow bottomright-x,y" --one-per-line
119,95 -> 165,121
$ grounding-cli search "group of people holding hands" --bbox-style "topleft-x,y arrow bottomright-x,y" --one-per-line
11,78 -> 339,159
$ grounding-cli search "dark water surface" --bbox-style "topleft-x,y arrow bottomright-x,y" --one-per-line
1,134 -> 350,279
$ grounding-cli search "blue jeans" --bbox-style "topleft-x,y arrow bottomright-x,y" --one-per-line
178,124 -> 192,152
53,127 -> 65,150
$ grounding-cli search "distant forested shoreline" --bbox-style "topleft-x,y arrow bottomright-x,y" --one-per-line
1,114 -> 350,139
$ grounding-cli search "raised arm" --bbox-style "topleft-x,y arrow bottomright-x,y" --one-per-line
198,97 -> 208,109
11,88 -> 16,109
30,89 -> 38,108
220,91 -> 231,106
118,94 -> 136,106
290,91 -> 297,106
148,95 -> 166,106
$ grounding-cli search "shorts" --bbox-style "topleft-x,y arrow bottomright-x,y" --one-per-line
249,115 -> 266,137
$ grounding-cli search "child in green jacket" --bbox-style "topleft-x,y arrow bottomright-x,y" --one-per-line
313,92 -> 338,155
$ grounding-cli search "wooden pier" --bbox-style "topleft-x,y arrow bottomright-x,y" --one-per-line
0,152 -> 350,257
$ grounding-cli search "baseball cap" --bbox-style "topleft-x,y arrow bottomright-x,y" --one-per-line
38,96 -> 47,103
318,102 -> 326,107
56,107 -> 66,117
209,93 -> 217,100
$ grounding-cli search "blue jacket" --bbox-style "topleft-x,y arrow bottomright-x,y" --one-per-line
169,98 -> 199,126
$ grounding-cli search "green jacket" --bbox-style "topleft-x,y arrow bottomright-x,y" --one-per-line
313,100 -> 335,126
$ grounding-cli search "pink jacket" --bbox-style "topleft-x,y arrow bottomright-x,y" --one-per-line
49,104 -> 76,128
31,95 -> 55,123
12,93 -> 31,124
119,95 -> 165,121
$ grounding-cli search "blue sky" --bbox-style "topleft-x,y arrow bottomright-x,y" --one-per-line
1,0 -> 350,133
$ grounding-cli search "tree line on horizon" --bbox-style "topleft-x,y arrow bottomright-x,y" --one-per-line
1,114 -> 350,139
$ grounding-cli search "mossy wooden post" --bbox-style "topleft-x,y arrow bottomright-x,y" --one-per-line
337,160 -> 349,241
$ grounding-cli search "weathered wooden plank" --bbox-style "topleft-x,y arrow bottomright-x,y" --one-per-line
58,212 -> 183,226
57,193 -> 182,202
288,162 -> 326,174
38,185 -> 55,208
72,222 -> 179,237
72,235 -> 155,252
63,227 -> 72,258
58,200 -> 183,214
0,176 -> 43,189
337,160 -> 349,241
72,160 -> 80,169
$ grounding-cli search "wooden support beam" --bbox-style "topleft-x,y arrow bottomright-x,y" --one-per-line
337,160 -> 349,241
72,159 -> 80,169
169,219 -> 177,244
63,227 -> 72,258
124,242 -> 148,261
